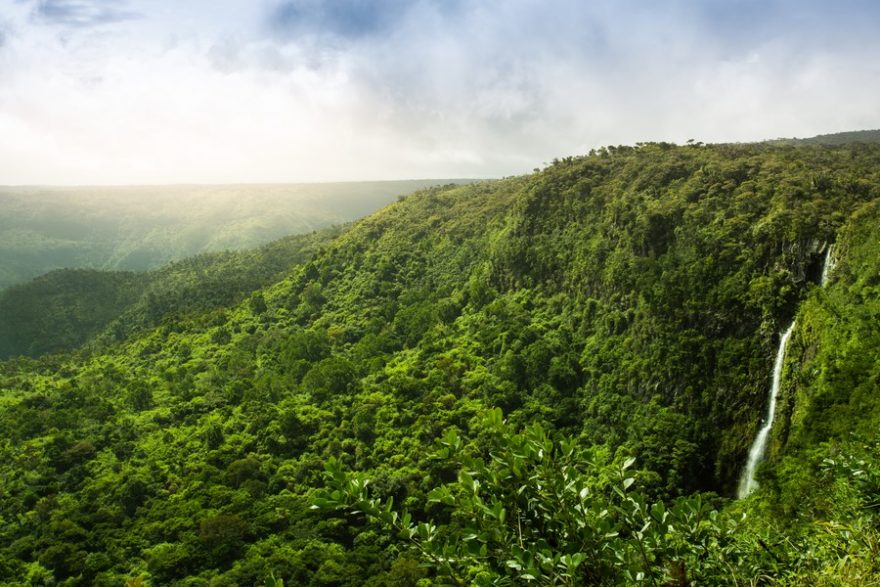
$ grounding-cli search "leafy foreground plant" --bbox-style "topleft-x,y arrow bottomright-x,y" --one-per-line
313,409 -> 780,586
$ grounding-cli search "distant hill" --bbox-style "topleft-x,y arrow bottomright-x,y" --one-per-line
0,180 -> 470,290
766,129 -> 880,146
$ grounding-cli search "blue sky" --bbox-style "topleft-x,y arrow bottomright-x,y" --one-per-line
0,0 -> 878,184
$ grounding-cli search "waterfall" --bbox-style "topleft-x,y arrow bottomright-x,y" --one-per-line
738,242 -> 837,498
738,322 -> 796,498
820,244 -> 836,287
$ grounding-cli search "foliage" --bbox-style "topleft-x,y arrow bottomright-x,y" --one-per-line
317,410 -> 880,585
315,409 -> 721,585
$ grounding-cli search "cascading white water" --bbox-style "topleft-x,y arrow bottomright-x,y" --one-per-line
738,244 -> 838,498
820,244 -> 836,287
738,322 -> 796,498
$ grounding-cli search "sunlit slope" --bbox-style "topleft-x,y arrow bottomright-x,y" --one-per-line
0,180 -> 469,290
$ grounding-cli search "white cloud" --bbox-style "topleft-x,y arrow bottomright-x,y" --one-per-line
0,0 -> 878,184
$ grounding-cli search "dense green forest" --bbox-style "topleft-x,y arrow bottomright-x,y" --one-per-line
0,180 -> 462,290
1,141 -> 879,585
0,228 -> 339,359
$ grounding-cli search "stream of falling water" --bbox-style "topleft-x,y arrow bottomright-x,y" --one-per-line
738,245 -> 836,498
737,322 -> 795,498
821,244 -> 836,287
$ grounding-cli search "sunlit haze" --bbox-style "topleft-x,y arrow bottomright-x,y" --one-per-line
1,0 -> 879,184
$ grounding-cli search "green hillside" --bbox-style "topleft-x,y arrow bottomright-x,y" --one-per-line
0,181 -> 467,291
1,143 -> 879,585
0,228 -> 340,359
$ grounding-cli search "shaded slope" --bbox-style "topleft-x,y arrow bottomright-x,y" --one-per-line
0,269 -> 147,358
0,228 -> 341,359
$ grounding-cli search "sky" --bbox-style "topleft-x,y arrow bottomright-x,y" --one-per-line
0,0 -> 879,185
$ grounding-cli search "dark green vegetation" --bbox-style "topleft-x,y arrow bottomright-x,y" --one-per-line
0,142 -> 879,585
0,228 -> 338,359
0,180 -> 464,290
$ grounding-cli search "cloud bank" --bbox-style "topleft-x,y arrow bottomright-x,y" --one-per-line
0,0 -> 878,184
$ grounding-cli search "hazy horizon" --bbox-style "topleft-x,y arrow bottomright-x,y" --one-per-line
1,0 -> 879,185
0,178 -> 481,188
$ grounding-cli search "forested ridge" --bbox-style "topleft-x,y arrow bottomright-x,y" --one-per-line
767,129 -> 880,146
1,141 -> 879,585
